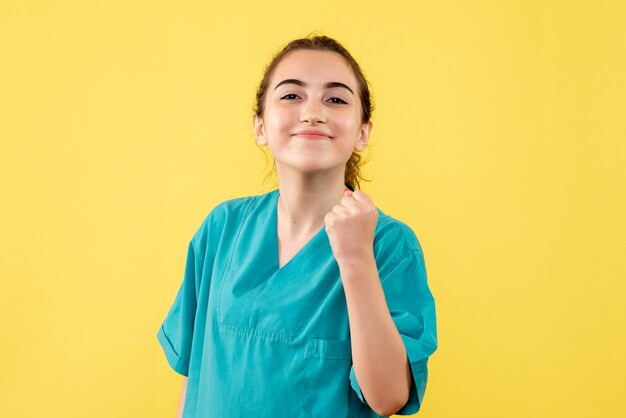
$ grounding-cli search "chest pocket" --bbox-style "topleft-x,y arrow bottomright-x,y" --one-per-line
302,338 -> 354,417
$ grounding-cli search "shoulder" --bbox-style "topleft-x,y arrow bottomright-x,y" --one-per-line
374,208 -> 424,256
205,194 -> 257,223
373,208 -> 426,277
190,190 -> 275,248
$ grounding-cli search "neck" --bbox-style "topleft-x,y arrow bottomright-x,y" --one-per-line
275,165 -> 347,238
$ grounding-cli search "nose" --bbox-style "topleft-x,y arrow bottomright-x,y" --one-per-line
300,98 -> 326,124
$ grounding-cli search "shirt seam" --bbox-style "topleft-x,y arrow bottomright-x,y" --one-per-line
190,237 -> 203,268
375,217 -> 425,262
159,324 -> 180,358
380,248 -> 420,284
216,196 -> 257,324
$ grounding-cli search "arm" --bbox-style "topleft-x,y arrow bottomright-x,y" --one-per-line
324,189 -> 411,416
340,255 -> 412,416
176,377 -> 188,418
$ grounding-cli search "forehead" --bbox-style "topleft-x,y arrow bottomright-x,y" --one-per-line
270,49 -> 357,90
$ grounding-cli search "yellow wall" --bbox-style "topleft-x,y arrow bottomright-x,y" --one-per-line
1,1 -> 624,417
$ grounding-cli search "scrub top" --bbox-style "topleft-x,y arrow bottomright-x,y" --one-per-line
157,188 -> 438,417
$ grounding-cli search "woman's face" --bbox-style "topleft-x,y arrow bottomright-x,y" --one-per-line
254,49 -> 372,176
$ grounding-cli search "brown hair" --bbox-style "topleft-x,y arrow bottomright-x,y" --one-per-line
253,33 -> 374,190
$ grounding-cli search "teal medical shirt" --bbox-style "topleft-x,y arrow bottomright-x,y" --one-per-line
157,189 -> 438,417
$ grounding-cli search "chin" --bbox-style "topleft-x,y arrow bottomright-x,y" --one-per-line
278,159 -> 341,174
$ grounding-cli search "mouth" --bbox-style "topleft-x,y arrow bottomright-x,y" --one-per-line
293,133 -> 331,140
292,130 -> 332,140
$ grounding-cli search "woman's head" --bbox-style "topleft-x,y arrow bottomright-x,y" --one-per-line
253,35 -> 374,190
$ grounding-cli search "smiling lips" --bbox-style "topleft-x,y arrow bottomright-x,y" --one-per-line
293,130 -> 332,140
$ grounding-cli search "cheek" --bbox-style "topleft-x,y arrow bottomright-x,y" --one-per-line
335,111 -> 361,136
266,109 -> 294,135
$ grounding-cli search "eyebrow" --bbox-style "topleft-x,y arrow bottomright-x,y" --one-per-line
273,79 -> 354,96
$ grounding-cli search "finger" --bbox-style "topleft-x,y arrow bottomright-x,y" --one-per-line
341,189 -> 360,207
351,190 -> 373,205
332,204 -> 350,215
341,194 -> 361,209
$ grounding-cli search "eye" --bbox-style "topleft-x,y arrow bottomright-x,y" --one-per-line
328,97 -> 348,105
280,94 -> 300,100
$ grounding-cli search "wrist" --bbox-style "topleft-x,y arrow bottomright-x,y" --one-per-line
336,248 -> 376,273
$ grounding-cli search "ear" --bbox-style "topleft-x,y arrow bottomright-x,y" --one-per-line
253,114 -> 267,146
355,120 -> 372,152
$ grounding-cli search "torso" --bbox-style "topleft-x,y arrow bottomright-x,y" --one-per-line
277,229 -> 321,269
277,236 -> 309,269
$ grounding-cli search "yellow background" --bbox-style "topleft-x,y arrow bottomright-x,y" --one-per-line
1,1 -> 624,417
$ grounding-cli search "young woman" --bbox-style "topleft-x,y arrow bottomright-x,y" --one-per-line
157,35 -> 438,418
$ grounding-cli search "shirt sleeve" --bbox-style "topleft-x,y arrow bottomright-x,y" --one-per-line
156,239 -> 200,377
349,249 -> 438,416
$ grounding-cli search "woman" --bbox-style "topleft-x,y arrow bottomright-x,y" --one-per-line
157,34 -> 438,417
